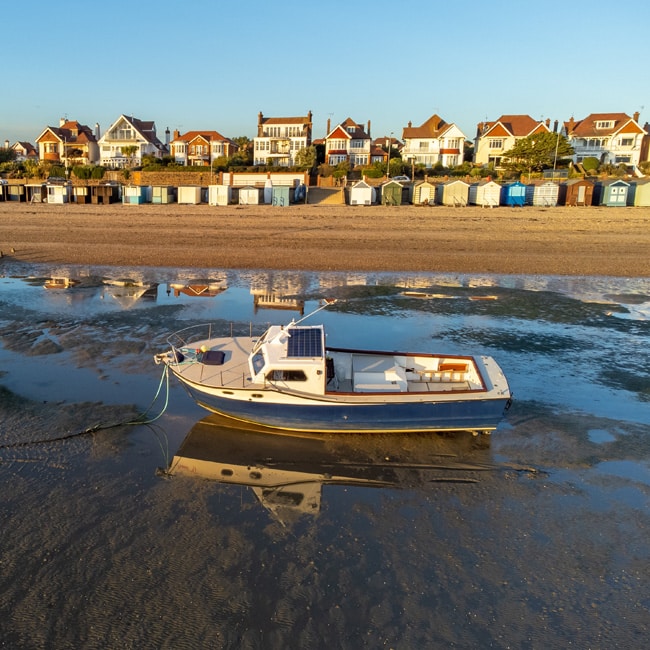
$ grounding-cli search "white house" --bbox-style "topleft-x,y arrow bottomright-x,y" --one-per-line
324,117 -> 371,167
98,115 -> 167,168
564,111 -> 645,168
253,111 -> 312,167
401,114 -> 466,169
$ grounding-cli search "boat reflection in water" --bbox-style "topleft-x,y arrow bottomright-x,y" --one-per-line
168,415 -> 494,523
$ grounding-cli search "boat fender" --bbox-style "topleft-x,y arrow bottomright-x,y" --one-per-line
173,349 -> 185,363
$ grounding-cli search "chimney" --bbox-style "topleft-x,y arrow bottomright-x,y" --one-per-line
173,129 -> 180,140
545,118 -> 550,127
553,119 -> 558,133
367,120 -> 371,138
4,139 -> 9,149
326,118 -> 331,134
408,121 -> 412,128
95,123 -> 101,140
59,117 -> 66,127
165,127 -> 170,145
633,111 -> 640,122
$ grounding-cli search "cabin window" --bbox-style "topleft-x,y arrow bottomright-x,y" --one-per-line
251,352 -> 265,375
266,369 -> 307,382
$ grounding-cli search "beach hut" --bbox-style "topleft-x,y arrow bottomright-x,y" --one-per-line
91,183 -> 121,204
152,186 -> 177,204
239,186 -> 262,205
177,185 -> 202,204
348,180 -> 375,206
593,179 -> 630,207
271,185 -> 290,207
122,185 -> 151,204
208,184 -> 232,206
7,184 -> 26,202
500,181 -> 526,206
25,183 -> 47,203
0,180 -> 6,202
558,179 -> 594,206
435,179 -> 469,207
525,181 -> 559,207
630,179 -> 650,206
412,181 -> 436,206
72,185 -> 91,204
381,180 -> 404,205
46,180 -> 72,204
264,179 -> 273,204
469,180 -> 501,207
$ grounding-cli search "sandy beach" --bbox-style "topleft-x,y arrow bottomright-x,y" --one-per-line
1,202 -> 649,276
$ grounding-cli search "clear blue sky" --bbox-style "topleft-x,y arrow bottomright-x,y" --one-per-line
2,0 -> 647,146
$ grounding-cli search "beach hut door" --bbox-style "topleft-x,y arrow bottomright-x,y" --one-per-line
420,186 -> 431,204
611,186 -> 625,204
577,186 -> 585,204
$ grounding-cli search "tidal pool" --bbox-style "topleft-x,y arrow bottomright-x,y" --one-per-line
1,263 -> 648,648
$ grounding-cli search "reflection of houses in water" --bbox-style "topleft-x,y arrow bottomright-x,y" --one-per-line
102,277 -> 157,307
168,415 -> 492,525
249,271 -> 308,315
43,277 -> 80,289
318,273 -> 370,290
168,280 -> 227,298
251,290 -> 304,315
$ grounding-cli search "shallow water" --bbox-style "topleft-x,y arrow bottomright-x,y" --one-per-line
1,263 -> 649,648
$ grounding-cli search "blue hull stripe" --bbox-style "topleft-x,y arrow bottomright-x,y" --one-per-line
182,385 -> 507,433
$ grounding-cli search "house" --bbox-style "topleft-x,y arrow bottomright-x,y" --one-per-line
324,118 -> 371,167
170,130 -> 238,166
469,180 -> 501,207
558,179 -> 594,206
474,115 -> 551,168
4,140 -> 38,162
35,118 -> 99,166
564,112 -> 645,169
401,114 -> 465,169
98,115 -> 167,168
253,111 -> 312,167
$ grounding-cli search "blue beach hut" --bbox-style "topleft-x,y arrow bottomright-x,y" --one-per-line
501,181 -> 526,206
593,179 -> 630,207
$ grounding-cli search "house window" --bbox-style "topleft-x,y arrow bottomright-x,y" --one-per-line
595,121 -> 614,129
620,138 -> 633,147
418,142 -> 429,151
489,139 -> 503,149
615,156 -> 631,163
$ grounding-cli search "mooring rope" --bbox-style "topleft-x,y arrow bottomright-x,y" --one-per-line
0,365 -> 171,450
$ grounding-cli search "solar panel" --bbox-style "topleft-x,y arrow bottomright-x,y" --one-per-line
287,327 -> 323,358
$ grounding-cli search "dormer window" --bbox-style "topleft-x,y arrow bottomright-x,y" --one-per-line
595,120 -> 614,129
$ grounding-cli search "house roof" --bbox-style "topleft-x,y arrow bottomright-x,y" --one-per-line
260,116 -> 311,125
173,130 -> 234,145
36,120 -> 96,144
565,112 -> 644,137
478,115 -> 549,138
402,114 -> 452,139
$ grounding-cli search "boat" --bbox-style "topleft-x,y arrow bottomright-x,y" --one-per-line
154,303 -> 512,435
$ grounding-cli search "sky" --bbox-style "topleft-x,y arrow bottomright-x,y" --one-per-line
2,0 -> 648,147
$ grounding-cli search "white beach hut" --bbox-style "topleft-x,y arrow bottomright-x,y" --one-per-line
348,180 -> 375,206
469,180 -> 501,207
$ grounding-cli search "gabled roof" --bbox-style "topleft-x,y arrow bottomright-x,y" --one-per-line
173,130 -> 235,145
325,118 -> 370,142
36,120 -> 96,144
12,141 -> 38,155
102,115 -> 166,149
565,112 -> 644,137
479,115 -> 549,138
402,114 -> 452,139
260,116 -> 310,125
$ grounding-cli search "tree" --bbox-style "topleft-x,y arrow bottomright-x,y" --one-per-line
0,148 -> 16,164
502,132 -> 574,175
294,145 -> 317,171
121,145 -> 139,167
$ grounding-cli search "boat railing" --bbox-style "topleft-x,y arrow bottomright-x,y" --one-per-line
166,323 -> 217,352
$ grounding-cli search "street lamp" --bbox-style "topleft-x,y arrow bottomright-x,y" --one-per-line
386,131 -> 393,179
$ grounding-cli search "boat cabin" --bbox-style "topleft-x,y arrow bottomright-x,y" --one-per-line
249,325 -> 326,394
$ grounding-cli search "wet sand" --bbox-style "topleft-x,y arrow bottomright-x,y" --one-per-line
1,202 -> 649,276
